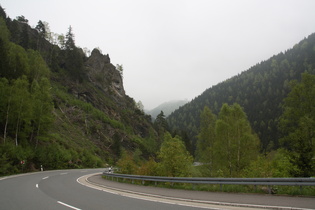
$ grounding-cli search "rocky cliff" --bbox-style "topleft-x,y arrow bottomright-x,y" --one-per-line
0,6 -> 160,172
85,49 -> 125,99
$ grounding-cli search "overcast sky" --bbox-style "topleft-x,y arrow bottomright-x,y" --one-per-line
2,0 -> 315,109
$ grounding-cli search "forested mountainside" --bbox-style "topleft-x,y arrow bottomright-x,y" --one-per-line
167,33 -> 315,154
0,7 -> 160,175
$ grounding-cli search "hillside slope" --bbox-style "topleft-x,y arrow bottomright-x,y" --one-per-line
0,7 -> 158,174
167,33 -> 315,153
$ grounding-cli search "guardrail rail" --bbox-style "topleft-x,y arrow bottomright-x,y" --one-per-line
102,172 -> 315,194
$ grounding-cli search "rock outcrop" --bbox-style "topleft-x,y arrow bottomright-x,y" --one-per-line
85,49 -> 125,99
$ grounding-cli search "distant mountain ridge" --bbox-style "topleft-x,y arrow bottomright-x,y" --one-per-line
146,99 -> 188,119
167,33 -> 315,153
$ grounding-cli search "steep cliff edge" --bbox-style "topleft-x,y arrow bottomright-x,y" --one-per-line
50,48 -> 157,163
85,49 -> 125,99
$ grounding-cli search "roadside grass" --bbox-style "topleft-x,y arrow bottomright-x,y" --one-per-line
102,176 -> 315,196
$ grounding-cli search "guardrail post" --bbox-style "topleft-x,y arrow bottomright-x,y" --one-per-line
142,180 -> 145,185
220,184 -> 222,191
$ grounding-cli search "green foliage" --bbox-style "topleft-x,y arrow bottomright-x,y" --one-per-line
279,73 -> 315,177
0,17 -> 9,42
0,74 -> 53,146
80,150 -> 103,168
136,157 -> 158,176
168,33 -> 315,154
242,149 -> 295,178
142,128 -> 159,154
53,87 -> 124,130
35,20 -> 46,39
213,103 -> 259,177
10,76 -> 33,145
242,156 -> 273,178
157,133 -> 193,177
35,143 -> 70,169
0,11 -> 160,176
0,141 -> 34,175
116,150 -> 137,174
7,43 -> 30,79
64,26 -> 84,82
196,106 -> 216,163
27,49 -> 50,81
270,149 -> 292,177
154,111 -> 169,135
0,6 -> 6,20
30,78 -> 54,146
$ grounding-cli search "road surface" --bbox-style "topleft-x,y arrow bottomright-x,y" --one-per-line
0,169 -> 214,210
1,169 -> 314,210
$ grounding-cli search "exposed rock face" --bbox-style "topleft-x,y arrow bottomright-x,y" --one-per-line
85,49 -> 125,98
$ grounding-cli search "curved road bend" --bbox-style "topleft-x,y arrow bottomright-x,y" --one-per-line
87,173 -> 315,210
1,169 -> 228,210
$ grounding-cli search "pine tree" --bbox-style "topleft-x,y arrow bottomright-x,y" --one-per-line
64,26 -> 83,82
0,17 -> 10,78
154,111 -> 169,135
65,25 -> 75,50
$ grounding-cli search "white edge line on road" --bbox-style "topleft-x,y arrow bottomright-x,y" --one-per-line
42,176 -> 49,179
77,173 -> 314,210
57,201 -> 81,210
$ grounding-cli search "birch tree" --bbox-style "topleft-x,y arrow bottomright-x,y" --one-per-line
196,106 -> 216,174
214,103 -> 259,177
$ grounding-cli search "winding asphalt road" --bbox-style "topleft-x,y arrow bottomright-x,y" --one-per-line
0,169 -> 314,210
0,169 -> 210,210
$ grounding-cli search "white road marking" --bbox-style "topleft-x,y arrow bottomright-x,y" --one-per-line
77,173 -> 304,210
36,184 -> 38,188
42,176 -> 49,180
57,201 -> 81,210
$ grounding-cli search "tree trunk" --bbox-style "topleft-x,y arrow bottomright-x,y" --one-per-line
3,92 -> 12,143
35,104 -> 43,149
15,98 -> 24,146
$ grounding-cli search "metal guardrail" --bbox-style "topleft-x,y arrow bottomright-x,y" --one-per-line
102,172 -> 315,194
